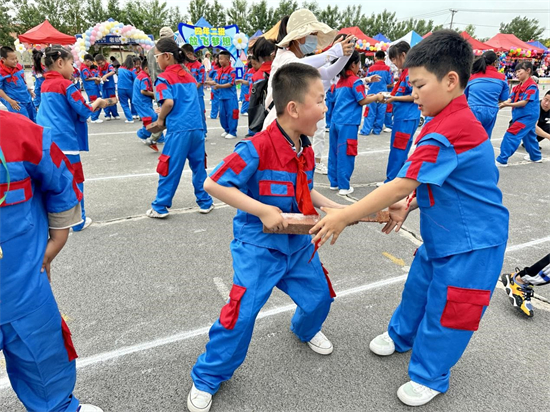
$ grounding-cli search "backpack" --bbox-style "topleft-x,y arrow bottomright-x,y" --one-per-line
248,72 -> 273,133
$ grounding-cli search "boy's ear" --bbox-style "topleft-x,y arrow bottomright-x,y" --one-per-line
286,100 -> 299,119
446,71 -> 460,91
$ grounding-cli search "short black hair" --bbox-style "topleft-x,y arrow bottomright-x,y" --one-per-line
43,45 -> 72,69
388,41 -> 410,60
515,60 -> 533,74
1,46 -> 14,59
95,54 -> 106,62
545,90 -> 550,97
375,50 -> 385,60
219,50 -> 231,58
252,37 -> 275,60
84,53 -> 94,61
272,62 -> 321,116
404,30 -> 473,89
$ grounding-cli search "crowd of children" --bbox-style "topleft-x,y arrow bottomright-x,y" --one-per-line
0,11 -> 549,412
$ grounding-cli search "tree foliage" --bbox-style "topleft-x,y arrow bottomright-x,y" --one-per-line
500,16 -> 544,42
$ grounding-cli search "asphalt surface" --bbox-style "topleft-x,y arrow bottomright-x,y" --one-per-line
1,90 -> 550,412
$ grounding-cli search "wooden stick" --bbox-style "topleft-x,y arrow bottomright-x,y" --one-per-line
146,122 -> 167,134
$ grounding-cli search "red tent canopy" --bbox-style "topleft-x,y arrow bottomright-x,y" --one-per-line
423,32 -> 432,38
460,31 -> 491,50
485,33 -> 544,53
339,27 -> 378,45
18,20 -> 75,45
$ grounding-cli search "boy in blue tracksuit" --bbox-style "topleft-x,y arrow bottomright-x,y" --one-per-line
183,44 -> 207,137
208,51 -> 239,139
0,111 -> 103,412
146,38 -> 213,218
496,60 -> 542,165
95,54 -> 120,120
238,62 -> 255,114
360,51 -> 393,135
311,31 -> 509,407
0,46 -> 36,122
382,42 -> 421,182
329,51 -> 383,196
187,62 -> 346,412
117,56 -> 138,122
133,62 -> 163,149
80,54 -> 102,123
208,56 -> 220,119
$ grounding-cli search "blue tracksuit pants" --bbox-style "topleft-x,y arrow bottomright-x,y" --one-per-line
497,117 -> 542,164
210,90 -> 219,119
118,88 -> 137,121
469,105 -> 499,138
1,292 -> 80,411
219,98 -> 239,136
360,102 -> 386,135
388,243 -> 506,393
191,240 -> 334,394
241,99 -> 249,114
198,94 -> 207,136
33,77 -> 45,108
7,101 -> 36,123
385,118 -> 420,182
328,124 -> 358,190
64,154 -> 87,231
102,86 -> 119,118
385,107 -> 393,129
151,129 -> 212,213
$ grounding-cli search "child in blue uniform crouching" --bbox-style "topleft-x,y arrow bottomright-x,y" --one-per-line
187,63 -> 347,412
311,31 -> 509,407
146,38 -> 213,218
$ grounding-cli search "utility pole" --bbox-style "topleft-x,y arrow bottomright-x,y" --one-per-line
449,9 -> 458,29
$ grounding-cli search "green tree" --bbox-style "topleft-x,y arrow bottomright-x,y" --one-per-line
394,18 -> 436,39
83,0 -> 108,29
274,0 -> 298,19
500,16 -> 544,41
0,1 -> 16,46
204,0 -> 226,27
187,0 -> 209,25
301,0 -> 320,16
318,5 -> 341,28
340,5 -> 364,29
227,0 -> 251,35
462,24 -> 476,37
167,6 -> 188,29
249,0 -> 277,33
106,0 -> 123,21
359,10 -> 398,39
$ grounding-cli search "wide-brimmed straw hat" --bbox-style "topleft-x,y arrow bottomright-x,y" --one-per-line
276,9 -> 337,50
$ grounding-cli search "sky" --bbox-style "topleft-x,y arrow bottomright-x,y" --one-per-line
163,0 -> 550,40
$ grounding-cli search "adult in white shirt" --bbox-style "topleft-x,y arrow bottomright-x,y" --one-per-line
203,51 -> 212,72
262,9 -> 355,173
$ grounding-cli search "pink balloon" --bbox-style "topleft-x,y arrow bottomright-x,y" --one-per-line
90,35 -> 96,42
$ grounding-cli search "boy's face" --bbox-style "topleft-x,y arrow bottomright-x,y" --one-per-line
219,54 -> 230,67
96,59 -> 105,67
84,59 -> 93,67
2,51 -> 18,68
408,66 -> 458,118
294,78 -> 327,136
185,52 -> 196,61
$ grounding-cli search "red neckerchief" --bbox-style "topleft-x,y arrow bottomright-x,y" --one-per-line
295,155 -> 317,216
512,77 -> 537,103
391,68 -> 408,96
217,64 -> 233,77
0,61 -> 21,85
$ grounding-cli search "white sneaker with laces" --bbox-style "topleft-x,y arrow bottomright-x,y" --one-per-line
338,187 -> 354,196
369,331 -> 395,356
91,119 -> 104,124
523,154 -> 543,163
125,119 -> 134,124
221,132 -> 228,137
495,160 -> 508,168
225,134 -> 238,139
199,204 -> 215,214
307,331 -> 333,355
187,384 -> 212,412
315,163 -> 328,175
383,127 -> 392,133
77,404 -> 104,412
146,209 -> 169,219
397,381 -> 441,406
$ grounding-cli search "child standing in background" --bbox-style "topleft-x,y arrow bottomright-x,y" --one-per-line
31,49 -> 47,109
80,54 -> 103,124
95,54 -> 120,120
208,50 -> 239,139
328,51 -> 383,196
133,61 -> 163,150
182,44 -> 207,137
117,56 -> 138,123
238,58 -> 256,116
0,46 -> 36,121
208,54 -> 220,119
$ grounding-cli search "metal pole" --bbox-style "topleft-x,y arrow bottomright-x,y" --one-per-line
449,9 -> 458,29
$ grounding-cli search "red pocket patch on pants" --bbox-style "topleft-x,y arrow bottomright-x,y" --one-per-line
321,263 -> 336,298
142,116 -> 153,126
506,121 -> 526,135
363,106 -> 369,117
220,284 -> 247,329
61,318 -> 78,362
440,286 -> 491,331
232,109 -> 240,120
346,139 -> 358,156
156,154 -> 170,177
393,131 -> 410,150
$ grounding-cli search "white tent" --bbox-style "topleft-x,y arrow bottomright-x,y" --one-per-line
391,30 -> 423,47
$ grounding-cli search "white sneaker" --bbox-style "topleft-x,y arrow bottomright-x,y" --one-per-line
315,163 -> 328,175
369,331 -> 395,356
133,115 -> 140,119
338,187 -> 354,196
242,112 -> 248,116
114,116 -> 121,120
90,119 -> 103,124
523,154 -> 543,163
307,331 -> 333,355
187,384 -> 212,412
221,132 -> 228,137
104,117 -> 112,121
397,381 -> 441,406
329,186 -> 339,191
225,134 -> 238,139
146,208 -> 169,219
199,204 -> 214,214
383,127 -> 392,133
125,120 -> 134,124
78,404 -> 104,412
495,160 -> 508,168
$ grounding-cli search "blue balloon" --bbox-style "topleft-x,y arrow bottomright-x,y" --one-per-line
85,41 -> 91,47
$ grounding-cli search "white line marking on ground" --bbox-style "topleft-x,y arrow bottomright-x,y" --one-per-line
88,126 -> 249,136
0,274 -> 408,390
506,235 -> 550,253
213,277 -> 230,301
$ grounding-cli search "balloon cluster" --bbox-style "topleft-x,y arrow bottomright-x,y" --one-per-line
355,40 -> 390,52
507,48 -> 534,58
70,20 -> 154,62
